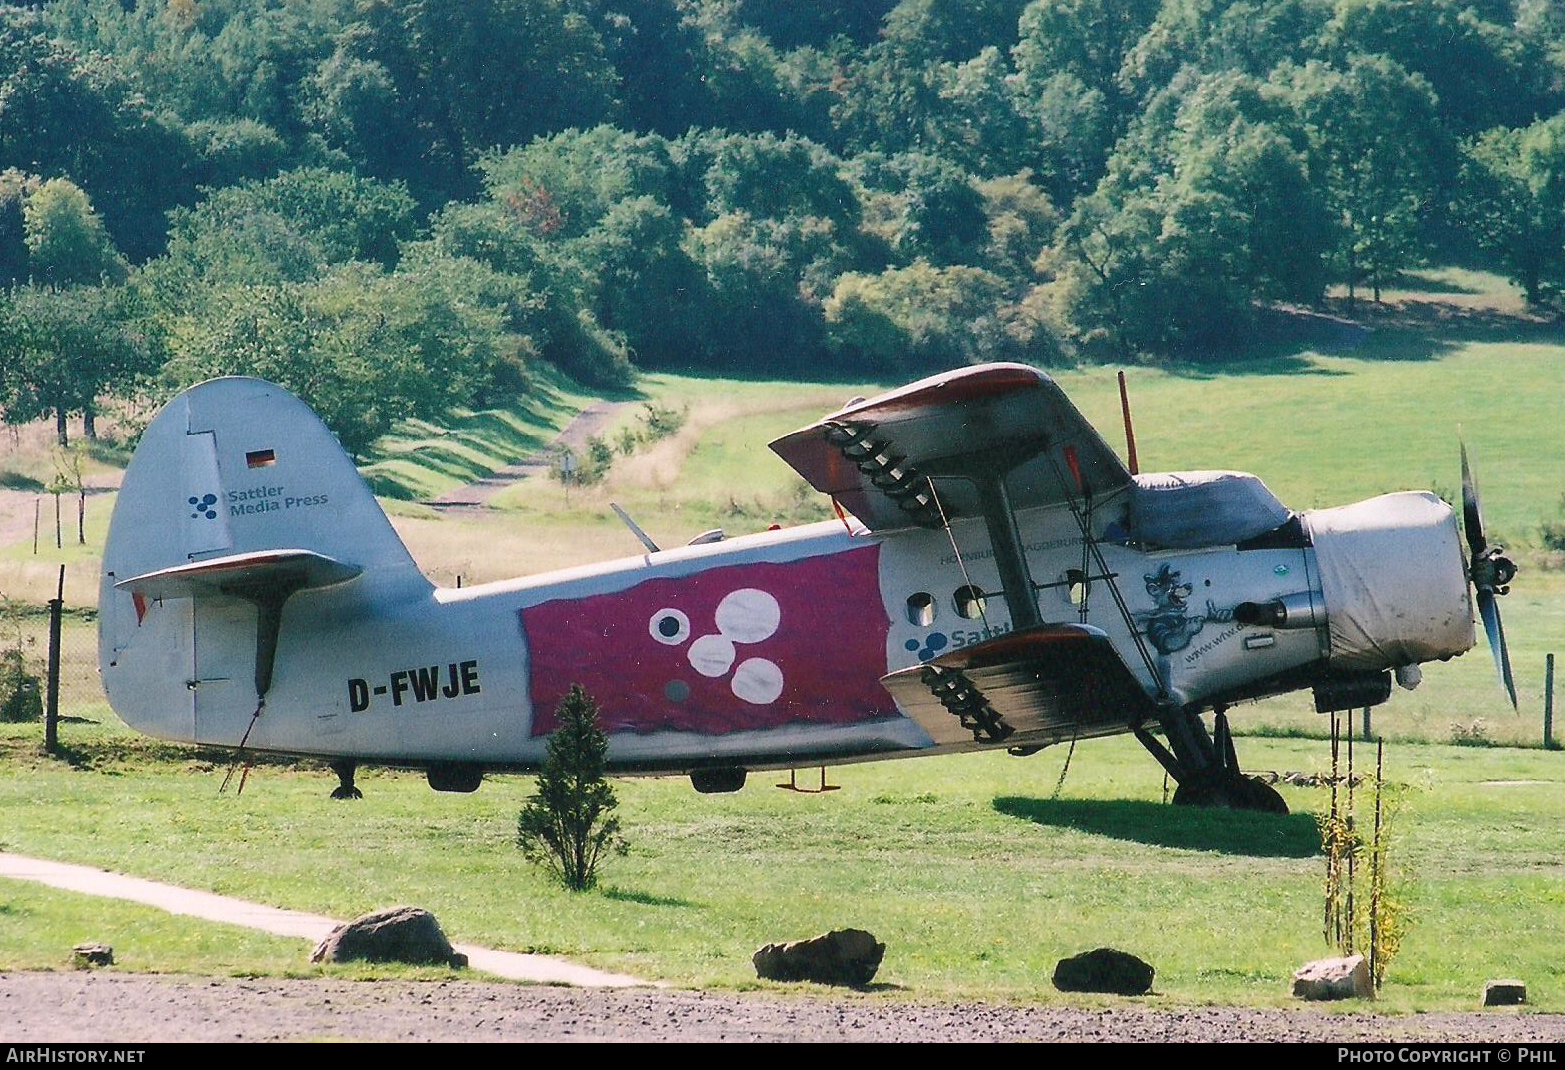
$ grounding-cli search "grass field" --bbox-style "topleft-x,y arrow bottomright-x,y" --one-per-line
1,720 -> 1562,1009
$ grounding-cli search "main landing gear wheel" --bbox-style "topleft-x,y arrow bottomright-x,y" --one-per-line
1171,774 -> 1287,814
330,759 -> 362,800
1135,705 -> 1288,815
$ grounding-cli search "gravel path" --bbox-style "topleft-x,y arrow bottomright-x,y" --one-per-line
4,973 -> 1563,1043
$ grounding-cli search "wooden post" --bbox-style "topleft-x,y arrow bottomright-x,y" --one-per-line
1545,653 -> 1555,749
44,564 -> 63,756
1345,715 -> 1356,956
53,492 -> 61,550
1363,705 -> 1373,742
32,497 -> 39,555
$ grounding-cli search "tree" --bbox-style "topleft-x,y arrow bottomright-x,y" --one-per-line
852,152 -> 990,266
570,196 -> 705,368
0,169 -> 41,287
0,284 -> 155,445
824,260 -> 1016,372
688,211 -> 844,372
1042,71 -> 1331,358
1281,55 -> 1447,303
1116,0 -> 1327,105
730,0 -> 896,49
1319,0 -> 1551,138
516,685 -> 627,891
0,6 -> 197,260
1459,116 -> 1565,306
21,178 -> 128,286
310,0 -> 619,204
478,127 -> 680,240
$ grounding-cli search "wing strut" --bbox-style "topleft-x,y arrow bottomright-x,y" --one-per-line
971,466 -> 1044,631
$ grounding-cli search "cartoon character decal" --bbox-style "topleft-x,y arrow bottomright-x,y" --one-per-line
521,545 -> 899,736
1138,563 -> 1232,656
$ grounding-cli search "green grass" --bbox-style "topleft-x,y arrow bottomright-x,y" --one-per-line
1052,343 -> 1564,551
2,720 -> 1563,1009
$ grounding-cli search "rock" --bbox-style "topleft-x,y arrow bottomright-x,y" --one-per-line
1292,954 -> 1372,1000
1051,948 -> 1155,995
72,943 -> 113,968
310,906 -> 468,969
752,928 -> 885,986
1484,979 -> 1527,1006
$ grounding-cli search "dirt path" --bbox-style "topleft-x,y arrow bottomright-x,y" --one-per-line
3,972 -> 1562,1043
428,400 -> 626,510
0,853 -> 645,988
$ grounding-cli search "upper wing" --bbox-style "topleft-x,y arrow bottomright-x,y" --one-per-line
881,624 -> 1155,748
770,363 -> 1132,533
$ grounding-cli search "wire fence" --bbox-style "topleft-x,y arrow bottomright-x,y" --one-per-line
2,566 -> 109,750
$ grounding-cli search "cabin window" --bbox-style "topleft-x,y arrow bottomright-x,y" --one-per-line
906,592 -> 936,627
953,585 -> 986,620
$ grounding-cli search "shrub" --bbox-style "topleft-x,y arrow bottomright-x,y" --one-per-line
1541,494 -> 1565,552
0,646 -> 42,723
516,685 -> 628,891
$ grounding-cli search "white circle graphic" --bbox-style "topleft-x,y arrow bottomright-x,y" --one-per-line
649,608 -> 691,646
731,658 -> 784,704
687,634 -> 737,678
714,588 -> 781,644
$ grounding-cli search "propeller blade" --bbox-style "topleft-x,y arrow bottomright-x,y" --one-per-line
1477,587 -> 1518,710
1460,438 -> 1487,556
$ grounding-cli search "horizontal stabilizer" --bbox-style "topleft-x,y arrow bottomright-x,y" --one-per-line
882,624 -> 1154,748
115,548 -> 362,601
770,364 -> 1133,533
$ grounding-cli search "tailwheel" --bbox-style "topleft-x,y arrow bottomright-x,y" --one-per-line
329,759 -> 363,800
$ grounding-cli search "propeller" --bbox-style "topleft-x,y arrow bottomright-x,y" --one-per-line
1460,439 -> 1518,709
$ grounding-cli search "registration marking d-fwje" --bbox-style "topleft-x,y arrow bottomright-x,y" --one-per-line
348,660 -> 481,712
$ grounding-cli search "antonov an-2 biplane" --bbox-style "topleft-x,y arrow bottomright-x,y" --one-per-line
99,366 -> 1517,813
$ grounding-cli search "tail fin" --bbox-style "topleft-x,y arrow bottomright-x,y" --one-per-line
99,377 -> 427,741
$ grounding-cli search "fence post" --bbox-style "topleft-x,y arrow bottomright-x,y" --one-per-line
1546,653 -> 1555,750
44,564 -> 63,756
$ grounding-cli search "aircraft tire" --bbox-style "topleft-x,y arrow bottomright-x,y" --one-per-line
1172,775 -> 1288,815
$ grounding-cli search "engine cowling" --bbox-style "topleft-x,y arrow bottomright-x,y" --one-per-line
1304,491 -> 1475,672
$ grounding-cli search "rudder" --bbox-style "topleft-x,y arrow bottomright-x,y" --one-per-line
99,377 -> 428,741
